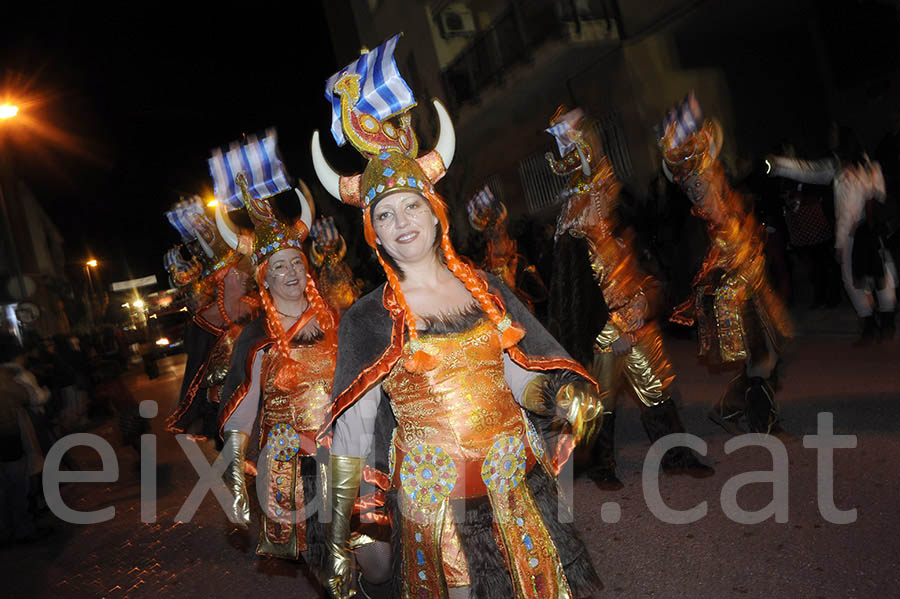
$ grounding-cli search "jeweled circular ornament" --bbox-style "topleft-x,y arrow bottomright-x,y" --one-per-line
361,114 -> 380,133
267,423 -> 301,461
481,436 -> 526,493
399,444 -> 456,505
383,122 -> 396,138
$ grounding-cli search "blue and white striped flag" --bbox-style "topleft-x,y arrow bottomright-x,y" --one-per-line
208,129 -> 291,209
324,33 -> 416,146
660,91 -> 703,149
545,107 -> 585,157
165,198 -> 205,242
163,247 -> 179,272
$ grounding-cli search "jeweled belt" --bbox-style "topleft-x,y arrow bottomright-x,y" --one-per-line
391,433 -> 538,501
262,423 -> 318,460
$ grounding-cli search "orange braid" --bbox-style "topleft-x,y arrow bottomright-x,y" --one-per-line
302,267 -> 338,340
362,190 -> 524,374
215,270 -> 234,328
424,190 -> 523,347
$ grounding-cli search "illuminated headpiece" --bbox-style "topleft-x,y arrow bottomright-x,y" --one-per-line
312,34 -> 524,372
163,245 -> 202,288
212,130 -> 335,390
658,91 -> 723,183
311,34 -> 455,208
309,216 -> 346,263
208,130 -> 314,267
466,185 -> 507,233
165,196 -> 240,278
545,106 -> 621,239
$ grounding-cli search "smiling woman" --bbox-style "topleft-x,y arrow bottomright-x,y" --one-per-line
210,133 -> 337,578
313,39 -> 604,599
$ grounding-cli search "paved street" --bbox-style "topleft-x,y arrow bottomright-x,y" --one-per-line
1,324 -> 899,598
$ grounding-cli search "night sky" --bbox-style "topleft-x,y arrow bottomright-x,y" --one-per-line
1,3 -> 354,289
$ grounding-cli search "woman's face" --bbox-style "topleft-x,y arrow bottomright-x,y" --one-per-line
264,248 -> 306,304
682,172 -> 726,224
222,267 -> 249,299
681,174 -> 711,207
371,191 -> 439,266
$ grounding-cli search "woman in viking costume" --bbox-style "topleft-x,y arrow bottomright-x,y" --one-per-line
659,93 -> 791,435
214,132 -> 337,569
164,197 -> 255,440
466,186 -> 547,313
546,107 -> 712,487
311,37 -> 603,599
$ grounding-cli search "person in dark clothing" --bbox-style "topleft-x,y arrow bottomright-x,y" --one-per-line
0,333 -> 38,545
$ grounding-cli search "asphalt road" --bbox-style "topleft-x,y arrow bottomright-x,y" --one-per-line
2,329 -> 898,598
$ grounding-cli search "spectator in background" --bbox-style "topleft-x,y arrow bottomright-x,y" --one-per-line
768,125 -> 896,343
0,333 -> 42,545
876,111 -> 900,264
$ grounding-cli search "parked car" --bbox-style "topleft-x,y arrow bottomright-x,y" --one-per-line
145,308 -> 189,357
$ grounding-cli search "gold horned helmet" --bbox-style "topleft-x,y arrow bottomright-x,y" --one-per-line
658,91 -> 724,184
545,106 -> 621,239
215,181 -> 314,267
311,73 -> 455,208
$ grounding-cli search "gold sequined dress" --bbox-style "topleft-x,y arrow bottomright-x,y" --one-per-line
384,318 -> 575,596
321,279 -> 601,599
671,201 -> 792,364
220,318 -> 336,562
573,221 -> 674,407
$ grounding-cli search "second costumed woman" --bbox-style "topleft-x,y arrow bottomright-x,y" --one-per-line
214,132 -> 337,571
312,36 -> 604,599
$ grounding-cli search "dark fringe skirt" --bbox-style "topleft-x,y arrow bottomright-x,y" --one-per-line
300,454 -> 326,573
388,463 -> 602,598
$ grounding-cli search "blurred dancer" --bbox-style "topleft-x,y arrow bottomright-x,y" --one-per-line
546,106 -> 712,486
660,93 -> 792,434
164,198 -> 256,440
467,185 -> 547,313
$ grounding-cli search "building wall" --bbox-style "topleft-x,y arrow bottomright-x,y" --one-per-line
325,0 -> 896,225
0,180 -> 70,337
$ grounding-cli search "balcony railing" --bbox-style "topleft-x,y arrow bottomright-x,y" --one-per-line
440,0 -> 618,110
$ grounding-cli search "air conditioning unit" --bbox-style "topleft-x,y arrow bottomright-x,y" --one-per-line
439,4 -> 476,38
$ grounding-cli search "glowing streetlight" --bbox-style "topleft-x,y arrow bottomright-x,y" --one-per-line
133,299 -> 145,309
86,259 -> 98,268
0,104 -> 18,120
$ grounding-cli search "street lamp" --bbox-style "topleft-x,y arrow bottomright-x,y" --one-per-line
0,104 -> 18,120
0,102 -> 28,305
84,259 -> 99,331
84,259 -> 98,294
